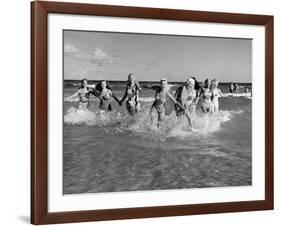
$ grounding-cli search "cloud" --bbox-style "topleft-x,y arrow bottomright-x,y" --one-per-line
64,45 -> 113,66
91,48 -> 114,66
64,43 -> 78,54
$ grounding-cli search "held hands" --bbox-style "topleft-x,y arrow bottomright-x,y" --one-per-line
176,102 -> 185,111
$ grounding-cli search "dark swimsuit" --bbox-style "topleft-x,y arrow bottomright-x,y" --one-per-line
125,84 -> 140,114
99,89 -> 112,111
152,86 -> 170,114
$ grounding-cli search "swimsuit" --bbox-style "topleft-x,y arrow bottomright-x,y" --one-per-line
201,88 -> 213,111
175,86 -> 196,116
152,87 -> 170,114
125,84 -> 140,114
77,88 -> 90,109
99,89 -> 112,111
211,88 -> 221,111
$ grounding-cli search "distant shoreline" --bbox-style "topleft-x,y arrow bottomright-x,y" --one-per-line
64,79 -> 252,86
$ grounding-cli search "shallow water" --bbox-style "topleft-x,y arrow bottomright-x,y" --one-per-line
63,82 -> 252,194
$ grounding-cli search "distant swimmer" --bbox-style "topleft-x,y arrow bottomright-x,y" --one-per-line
229,81 -> 234,94
198,78 -> 214,114
144,78 -> 186,127
234,82 -> 239,94
94,80 -> 120,112
64,78 -> 93,109
119,73 -> 142,115
211,79 -> 224,112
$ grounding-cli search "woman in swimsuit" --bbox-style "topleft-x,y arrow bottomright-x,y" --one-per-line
174,77 -> 197,117
96,80 -> 120,112
145,78 -> 185,127
211,79 -> 224,112
119,74 -> 142,115
64,78 -> 92,109
198,78 -> 214,114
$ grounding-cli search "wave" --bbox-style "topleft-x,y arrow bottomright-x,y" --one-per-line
224,92 -> 252,98
64,107 -> 123,126
64,106 -> 243,140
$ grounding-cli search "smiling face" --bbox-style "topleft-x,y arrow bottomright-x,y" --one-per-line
186,78 -> 195,89
101,81 -> 107,89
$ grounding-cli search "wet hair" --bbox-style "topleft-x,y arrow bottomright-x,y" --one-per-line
211,78 -> 218,88
127,73 -> 136,86
191,76 -> 200,91
95,80 -> 112,92
204,79 -> 210,88
127,73 -> 134,79
80,78 -> 88,88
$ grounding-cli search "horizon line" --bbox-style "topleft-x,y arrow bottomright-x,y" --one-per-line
64,79 -> 252,84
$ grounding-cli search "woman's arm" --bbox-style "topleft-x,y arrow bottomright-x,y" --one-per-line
64,90 -> 79,101
119,87 -> 128,105
111,91 -> 121,104
194,88 -> 203,104
218,88 -> 224,97
87,84 -> 96,89
167,92 -> 184,110
135,81 -> 142,92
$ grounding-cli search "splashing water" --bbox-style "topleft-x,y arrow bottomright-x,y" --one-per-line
64,105 -> 243,140
63,82 -> 252,194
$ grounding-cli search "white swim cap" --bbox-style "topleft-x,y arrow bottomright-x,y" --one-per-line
187,78 -> 195,85
160,78 -> 168,82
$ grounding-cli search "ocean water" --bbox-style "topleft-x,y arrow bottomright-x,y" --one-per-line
63,81 -> 252,194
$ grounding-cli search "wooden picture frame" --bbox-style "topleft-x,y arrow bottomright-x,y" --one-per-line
31,1 -> 274,224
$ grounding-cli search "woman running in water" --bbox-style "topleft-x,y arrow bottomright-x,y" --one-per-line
119,74 -> 142,115
95,80 -> 120,112
198,78 -> 214,114
211,79 -> 224,112
145,78 -> 186,127
174,78 -> 197,116
64,78 -> 93,109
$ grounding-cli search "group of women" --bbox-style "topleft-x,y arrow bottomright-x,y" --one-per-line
65,74 -> 224,128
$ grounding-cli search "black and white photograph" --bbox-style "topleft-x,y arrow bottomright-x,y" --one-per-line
63,30 -> 252,194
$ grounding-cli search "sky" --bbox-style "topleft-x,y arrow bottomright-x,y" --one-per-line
64,30 -> 252,83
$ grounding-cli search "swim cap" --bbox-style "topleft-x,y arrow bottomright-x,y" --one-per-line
160,78 -> 168,82
187,78 -> 195,85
